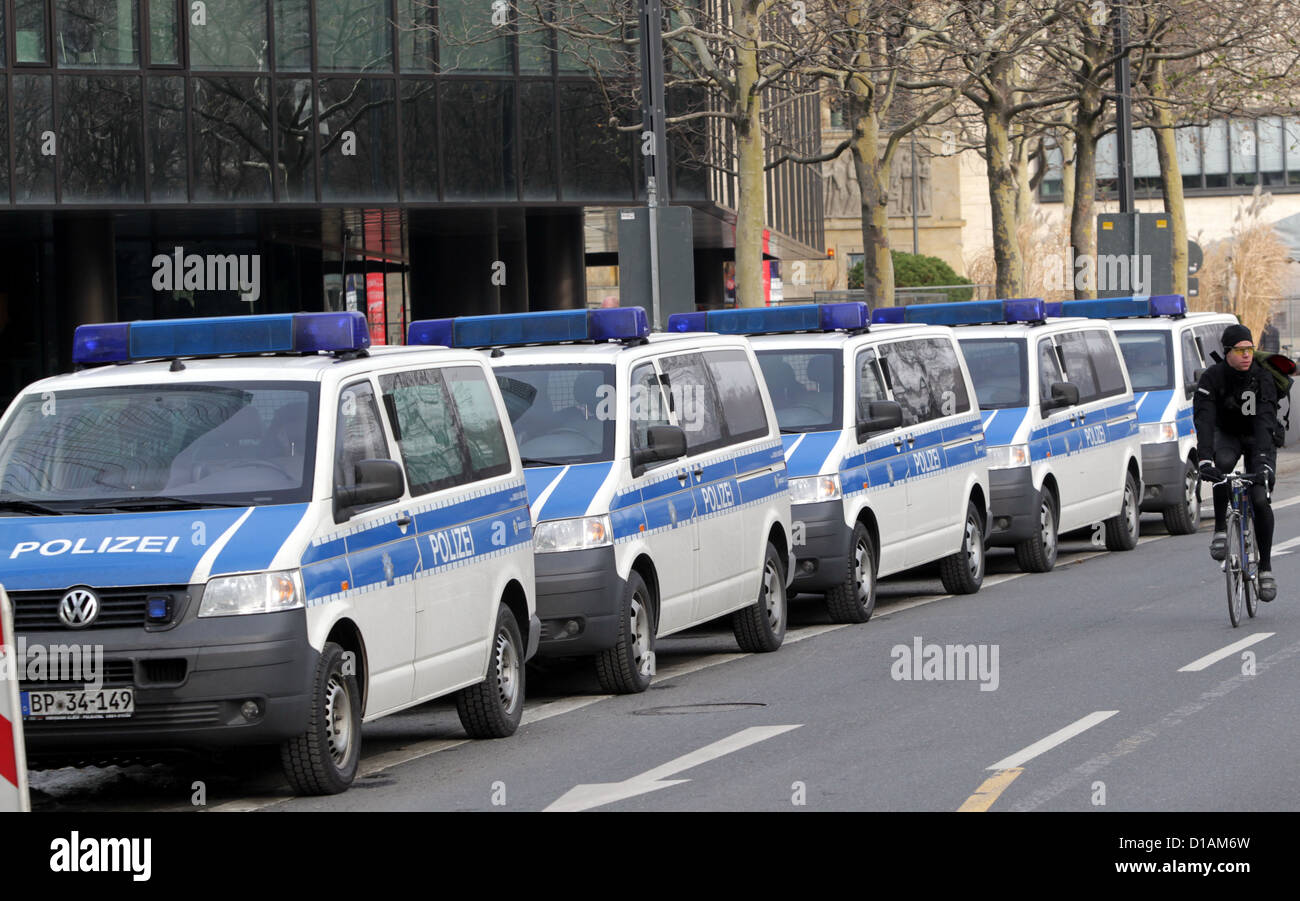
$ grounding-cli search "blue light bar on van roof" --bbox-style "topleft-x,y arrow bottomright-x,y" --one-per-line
406,307 -> 650,348
870,299 -> 1046,326
1046,294 -> 1187,320
72,312 -> 369,365
666,302 -> 868,335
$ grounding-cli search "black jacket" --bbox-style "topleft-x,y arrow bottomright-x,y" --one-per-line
1193,359 -> 1278,460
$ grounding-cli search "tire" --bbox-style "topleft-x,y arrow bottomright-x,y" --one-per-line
1161,460 -> 1201,535
594,571 -> 656,694
1225,514 -> 1244,628
456,604 -> 525,738
1104,471 -> 1141,551
281,641 -> 362,796
824,522 -> 877,624
1013,487 -> 1058,573
939,502 -> 986,595
733,541 -> 787,652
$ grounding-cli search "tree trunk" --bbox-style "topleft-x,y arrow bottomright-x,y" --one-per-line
1059,129 -> 1076,223
1070,125 -> 1098,299
852,106 -> 893,307
733,0 -> 765,307
1014,131 -> 1034,224
985,105 -> 1024,298
1150,61 -> 1188,298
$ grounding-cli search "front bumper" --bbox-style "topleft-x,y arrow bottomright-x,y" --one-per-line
16,593 -> 316,759
1139,441 -> 1186,512
789,500 -> 852,591
533,546 -> 625,657
987,467 -> 1039,545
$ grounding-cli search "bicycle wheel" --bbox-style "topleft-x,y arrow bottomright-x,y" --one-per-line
1244,515 -> 1258,619
1225,513 -> 1244,628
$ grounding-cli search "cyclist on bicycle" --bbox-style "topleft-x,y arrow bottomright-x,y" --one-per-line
1194,323 -> 1279,602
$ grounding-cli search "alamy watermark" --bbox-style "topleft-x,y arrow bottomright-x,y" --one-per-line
0,638 -> 104,690
152,246 -> 261,303
890,636 -> 999,691
1042,250 -> 1153,295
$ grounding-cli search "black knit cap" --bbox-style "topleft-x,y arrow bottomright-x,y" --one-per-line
1221,323 -> 1253,349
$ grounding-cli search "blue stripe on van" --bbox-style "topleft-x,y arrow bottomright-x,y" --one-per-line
783,431 -> 840,478
536,462 -> 614,520
211,503 -> 311,576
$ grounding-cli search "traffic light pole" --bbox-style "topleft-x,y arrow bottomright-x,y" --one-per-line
640,0 -> 670,326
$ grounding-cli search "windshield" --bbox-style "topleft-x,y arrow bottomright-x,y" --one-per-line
957,338 -> 1029,409
1116,330 -> 1173,391
494,364 -> 616,465
755,349 -> 842,432
0,382 -> 319,512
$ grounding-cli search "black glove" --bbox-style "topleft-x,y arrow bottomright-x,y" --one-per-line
1199,459 -> 1223,482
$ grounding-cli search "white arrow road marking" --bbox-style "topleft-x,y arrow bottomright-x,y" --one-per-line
1270,535 -> 1300,557
987,711 -> 1118,771
1178,632 -> 1275,672
544,724 -> 802,812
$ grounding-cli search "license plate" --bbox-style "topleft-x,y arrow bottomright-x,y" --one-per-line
20,688 -> 135,720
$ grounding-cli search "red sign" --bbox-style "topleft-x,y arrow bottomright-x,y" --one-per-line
366,274 -> 386,346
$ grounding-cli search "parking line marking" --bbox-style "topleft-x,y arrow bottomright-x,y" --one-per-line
987,710 -> 1119,771
522,695 -> 611,725
957,768 -> 1024,812
1178,632 -> 1275,672
1273,494 -> 1300,511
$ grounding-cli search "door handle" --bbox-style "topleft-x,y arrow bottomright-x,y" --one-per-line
692,467 -> 704,479
906,435 -> 915,448
893,437 -> 904,450
1078,410 -> 1087,423
397,515 -> 412,528
677,472 -> 689,484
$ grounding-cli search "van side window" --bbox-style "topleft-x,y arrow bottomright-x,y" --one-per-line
704,349 -> 769,444
856,348 -> 889,421
919,337 -> 971,417
630,363 -> 672,454
1056,331 -> 1100,402
445,366 -> 512,480
1196,324 -> 1225,363
1037,338 -> 1064,402
378,369 -> 469,495
880,339 -> 934,426
1181,330 -> 1203,384
335,380 -> 393,489
1084,329 -> 1128,398
660,352 -> 725,453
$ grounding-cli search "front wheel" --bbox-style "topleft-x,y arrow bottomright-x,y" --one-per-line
939,502 -> 985,595
1225,515 -> 1244,628
1162,460 -> 1201,535
281,641 -> 362,795
1245,517 -> 1259,619
1104,471 -> 1141,550
733,541 -> 787,652
824,522 -> 877,623
1014,488 -> 1058,573
456,604 -> 525,738
595,571 -> 656,693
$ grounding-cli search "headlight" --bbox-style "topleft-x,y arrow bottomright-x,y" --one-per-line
986,443 -> 1030,469
1140,421 -> 1177,443
789,475 -> 842,504
199,570 -> 304,618
534,515 -> 613,553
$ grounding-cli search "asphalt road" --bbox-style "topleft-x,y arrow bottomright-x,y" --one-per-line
28,454 -> 1300,812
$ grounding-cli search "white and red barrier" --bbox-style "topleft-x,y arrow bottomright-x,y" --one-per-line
0,585 -> 30,811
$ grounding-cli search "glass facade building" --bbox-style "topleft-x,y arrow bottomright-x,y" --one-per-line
0,0 -> 823,407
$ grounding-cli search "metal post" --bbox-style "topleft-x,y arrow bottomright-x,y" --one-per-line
1112,2 -> 1136,214
640,0 -> 670,326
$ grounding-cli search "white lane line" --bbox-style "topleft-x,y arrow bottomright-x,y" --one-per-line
1178,632 -> 1275,672
544,725 -> 802,812
987,710 -> 1119,771
521,694 -> 611,726
1271,535 -> 1300,557
1273,494 -> 1300,511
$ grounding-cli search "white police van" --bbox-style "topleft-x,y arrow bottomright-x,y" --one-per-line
669,303 -> 989,622
1045,295 -> 1236,534
0,312 -> 536,795
408,307 -> 793,694
875,299 -> 1143,572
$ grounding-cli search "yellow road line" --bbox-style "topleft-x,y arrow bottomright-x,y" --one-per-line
957,768 -> 1024,812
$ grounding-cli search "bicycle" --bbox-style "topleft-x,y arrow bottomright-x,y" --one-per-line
1213,471 -> 1262,627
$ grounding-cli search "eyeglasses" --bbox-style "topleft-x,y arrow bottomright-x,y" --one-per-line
1229,345 -> 1255,356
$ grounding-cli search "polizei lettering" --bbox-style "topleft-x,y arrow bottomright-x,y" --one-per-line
10,536 -> 183,559
427,526 -> 474,566
701,481 -> 735,513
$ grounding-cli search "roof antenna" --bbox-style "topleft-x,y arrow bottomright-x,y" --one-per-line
169,358 -> 186,372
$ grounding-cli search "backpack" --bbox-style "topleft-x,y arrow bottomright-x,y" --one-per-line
1256,352 -> 1296,444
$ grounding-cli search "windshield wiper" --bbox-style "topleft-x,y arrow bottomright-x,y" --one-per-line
520,457 -> 576,467
779,425 -> 823,434
0,498 -> 64,516
79,496 -> 248,512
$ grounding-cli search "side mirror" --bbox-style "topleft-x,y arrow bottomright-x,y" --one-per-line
632,425 -> 687,474
857,400 -> 903,441
335,458 -> 405,521
1042,381 -> 1080,412
1186,367 -> 1206,398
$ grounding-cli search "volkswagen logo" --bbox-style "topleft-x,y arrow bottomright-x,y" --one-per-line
58,587 -> 100,629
